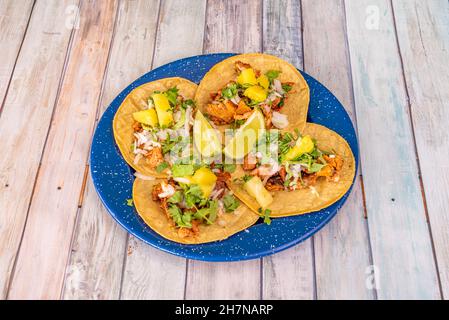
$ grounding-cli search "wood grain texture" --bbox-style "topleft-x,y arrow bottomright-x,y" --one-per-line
204,0 -> 262,52
120,237 -> 186,299
119,0 -> 206,300
0,0 -> 34,112
345,0 -> 439,299
0,0 -> 77,299
392,0 -> 449,298
302,0 -> 374,300
62,0 -> 160,300
261,0 -> 314,300
185,0 -> 262,300
7,0 -> 118,299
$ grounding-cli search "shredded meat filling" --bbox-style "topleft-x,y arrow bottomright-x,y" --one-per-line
145,147 -> 164,168
205,100 -> 236,125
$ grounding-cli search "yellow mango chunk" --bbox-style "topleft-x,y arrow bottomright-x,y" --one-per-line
237,68 -> 257,86
132,109 -> 159,127
283,135 -> 315,161
244,176 -> 273,209
152,93 -> 173,127
257,74 -> 270,89
244,85 -> 267,102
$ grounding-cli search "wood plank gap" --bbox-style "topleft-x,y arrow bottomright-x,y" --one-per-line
77,164 -> 89,208
4,0 -> 82,299
390,0 -> 444,299
341,0 -> 376,299
0,0 -> 36,117
183,259 -> 189,300
117,235 -> 130,300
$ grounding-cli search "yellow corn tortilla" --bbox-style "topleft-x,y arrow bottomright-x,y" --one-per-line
194,53 -> 310,132
132,178 -> 260,244
228,123 -> 356,217
113,77 -> 197,178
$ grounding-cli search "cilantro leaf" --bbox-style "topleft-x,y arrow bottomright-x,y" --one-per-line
181,99 -> 195,109
168,205 -> 192,228
164,87 -> 179,107
258,208 -> 272,225
265,70 -> 281,84
222,83 -> 238,99
223,194 -> 240,212
126,199 -> 133,207
167,191 -> 183,204
282,83 -> 292,92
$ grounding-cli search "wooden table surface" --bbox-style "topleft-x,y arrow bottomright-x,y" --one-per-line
0,0 -> 448,300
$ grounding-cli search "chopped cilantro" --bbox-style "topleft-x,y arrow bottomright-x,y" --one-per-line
181,99 -> 195,109
167,191 -> 183,204
242,175 -> 253,183
265,70 -> 281,84
164,87 -> 179,107
168,205 -> 192,228
258,208 -> 272,225
282,83 -> 292,92
126,199 -> 133,207
222,83 -> 238,99
223,194 -> 240,212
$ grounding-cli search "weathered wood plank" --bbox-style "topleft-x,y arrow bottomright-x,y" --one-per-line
0,0 -> 77,299
392,0 -> 449,298
345,0 -> 439,299
120,0 -> 206,300
0,0 -> 34,113
7,0 -> 118,299
302,0 -> 374,300
62,0 -> 160,300
204,0 -> 262,53
261,0 -> 315,300
185,0 -> 262,300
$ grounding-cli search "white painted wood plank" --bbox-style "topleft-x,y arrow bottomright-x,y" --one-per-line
0,0 -> 34,111
0,0 -> 77,299
185,0 -> 262,300
345,0 -> 439,299
8,0 -> 118,299
302,0 -> 374,300
120,0 -> 206,300
392,0 -> 449,298
62,0 -> 160,300
261,0 -> 315,300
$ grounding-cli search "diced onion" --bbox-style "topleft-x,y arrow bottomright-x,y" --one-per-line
271,111 -> 289,129
133,153 -> 143,165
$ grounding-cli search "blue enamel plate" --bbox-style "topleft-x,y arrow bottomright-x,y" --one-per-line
90,53 -> 359,261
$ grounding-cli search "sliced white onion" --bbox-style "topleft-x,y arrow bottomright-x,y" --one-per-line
158,182 -> 175,198
133,153 -> 143,165
134,172 -> 156,180
173,177 -> 191,184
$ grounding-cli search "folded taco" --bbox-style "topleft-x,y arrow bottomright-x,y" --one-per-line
228,123 -> 356,217
133,165 -> 259,244
194,53 -> 309,132
113,77 -> 197,177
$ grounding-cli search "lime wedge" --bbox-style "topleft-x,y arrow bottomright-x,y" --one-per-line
193,110 -> 222,158
223,109 -> 265,159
